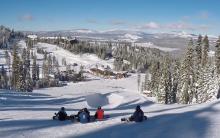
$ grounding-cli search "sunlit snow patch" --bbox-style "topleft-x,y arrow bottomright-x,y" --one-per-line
0,97 -> 7,101
106,93 -> 124,108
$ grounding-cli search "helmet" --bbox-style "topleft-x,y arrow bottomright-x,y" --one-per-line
98,106 -> 101,110
61,107 -> 65,110
136,105 -> 140,110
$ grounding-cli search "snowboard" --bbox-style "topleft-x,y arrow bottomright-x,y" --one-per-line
89,115 -> 110,122
52,113 -> 76,121
121,116 -> 147,122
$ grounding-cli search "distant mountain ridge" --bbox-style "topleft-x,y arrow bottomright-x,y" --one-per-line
23,29 -> 218,54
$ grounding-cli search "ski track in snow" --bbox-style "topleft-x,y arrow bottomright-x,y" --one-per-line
1,41 -> 220,138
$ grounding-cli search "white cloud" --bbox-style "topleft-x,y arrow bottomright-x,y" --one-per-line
138,22 -> 160,29
166,22 -> 195,30
136,21 -> 210,32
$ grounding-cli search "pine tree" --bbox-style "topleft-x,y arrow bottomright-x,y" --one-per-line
21,48 -> 27,61
5,50 -> 10,88
42,60 -> 49,83
53,58 -> 60,73
202,35 -> 209,67
12,45 -> 20,90
177,39 -> 195,104
196,63 -> 217,103
171,60 -> 180,103
17,61 -> 26,92
26,69 -> 33,92
215,37 -> 220,74
27,48 -> 30,62
36,64 -> 40,81
48,54 -> 52,74
44,52 -> 47,61
195,35 -> 203,65
157,55 -> 172,104
23,48 -> 31,84
32,55 -> 37,81
194,35 -> 203,83
0,65 -> 8,89
78,65 -> 84,80
149,61 -> 161,97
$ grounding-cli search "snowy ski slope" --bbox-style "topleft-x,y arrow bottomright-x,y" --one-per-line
1,74 -> 220,138
0,41 -> 220,138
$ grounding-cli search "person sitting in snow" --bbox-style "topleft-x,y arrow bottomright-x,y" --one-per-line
129,105 -> 147,122
78,108 -> 90,123
53,107 -> 68,121
94,106 -> 104,120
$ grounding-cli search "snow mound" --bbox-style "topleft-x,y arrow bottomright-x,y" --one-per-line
106,93 -> 124,108
86,93 -> 109,108
85,93 -> 124,108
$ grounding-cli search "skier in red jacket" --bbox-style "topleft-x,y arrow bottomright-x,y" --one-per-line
95,106 -> 104,120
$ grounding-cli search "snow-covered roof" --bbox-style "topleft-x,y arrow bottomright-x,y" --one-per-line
27,35 -> 38,40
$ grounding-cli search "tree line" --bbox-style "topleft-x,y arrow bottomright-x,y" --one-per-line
142,35 -> 220,104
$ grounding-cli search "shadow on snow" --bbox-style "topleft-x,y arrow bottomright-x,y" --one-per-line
0,119 -> 72,137
71,101 -> 220,138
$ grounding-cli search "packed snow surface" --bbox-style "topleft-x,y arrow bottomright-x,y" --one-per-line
1,74 -> 220,138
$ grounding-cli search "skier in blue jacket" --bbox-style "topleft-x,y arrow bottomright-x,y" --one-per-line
78,108 -> 90,123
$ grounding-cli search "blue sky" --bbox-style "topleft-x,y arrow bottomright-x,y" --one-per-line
0,0 -> 219,35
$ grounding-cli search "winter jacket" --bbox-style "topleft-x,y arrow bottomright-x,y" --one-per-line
58,110 -> 67,121
132,109 -> 144,122
95,109 -> 104,120
79,111 -> 89,123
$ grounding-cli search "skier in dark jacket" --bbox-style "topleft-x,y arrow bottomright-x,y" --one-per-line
53,107 -> 68,121
129,105 -> 145,122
